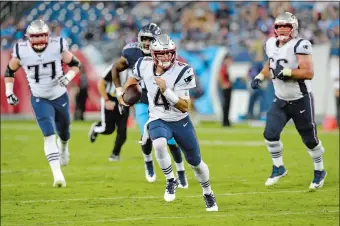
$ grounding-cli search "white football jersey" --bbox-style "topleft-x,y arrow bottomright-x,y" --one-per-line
131,57 -> 196,121
12,37 -> 68,100
265,37 -> 313,101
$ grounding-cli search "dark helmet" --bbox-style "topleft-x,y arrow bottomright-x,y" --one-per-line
138,23 -> 162,54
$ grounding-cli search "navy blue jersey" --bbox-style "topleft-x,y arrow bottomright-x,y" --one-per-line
122,42 -> 149,105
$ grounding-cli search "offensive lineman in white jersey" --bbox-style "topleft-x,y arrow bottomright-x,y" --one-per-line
251,12 -> 327,190
4,20 -> 81,188
120,34 -> 218,211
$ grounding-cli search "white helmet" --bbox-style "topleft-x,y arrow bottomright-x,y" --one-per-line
150,34 -> 176,69
274,12 -> 298,41
26,19 -> 50,52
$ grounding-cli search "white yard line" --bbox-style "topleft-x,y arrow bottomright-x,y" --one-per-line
1,189 -> 331,204
1,178 -> 289,188
1,209 -> 338,226
1,124 -> 338,135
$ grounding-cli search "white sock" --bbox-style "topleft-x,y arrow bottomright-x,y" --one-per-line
153,138 -> 175,180
308,141 -> 325,171
44,135 -> 62,178
265,139 -> 284,167
191,160 -> 212,195
175,162 -> 185,172
143,153 -> 153,162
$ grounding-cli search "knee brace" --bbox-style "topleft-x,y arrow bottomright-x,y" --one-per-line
264,139 -> 283,153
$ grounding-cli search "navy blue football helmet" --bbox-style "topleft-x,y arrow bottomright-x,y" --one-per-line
138,23 -> 162,54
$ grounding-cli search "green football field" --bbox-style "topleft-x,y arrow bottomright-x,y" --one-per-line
1,120 -> 339,226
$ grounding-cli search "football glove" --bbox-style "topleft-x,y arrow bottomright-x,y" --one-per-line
274,65 -> 292,81
251,73 -> 264,89
58,70 -> 77,87
251,79 -> 262,89
7,94 -> 19,106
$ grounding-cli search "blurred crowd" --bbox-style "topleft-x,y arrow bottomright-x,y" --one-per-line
1,1 -> 339,58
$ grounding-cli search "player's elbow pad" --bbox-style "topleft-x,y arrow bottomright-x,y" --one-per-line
67,57 -> 81,69
5,65 -> 16,78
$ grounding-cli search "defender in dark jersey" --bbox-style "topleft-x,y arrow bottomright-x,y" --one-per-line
111,23 -> 188,188
88,65 -> 129,161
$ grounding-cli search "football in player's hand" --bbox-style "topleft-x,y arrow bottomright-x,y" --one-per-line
122,84 -> 142,106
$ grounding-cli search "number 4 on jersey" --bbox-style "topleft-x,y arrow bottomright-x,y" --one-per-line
154,88 -> 170,110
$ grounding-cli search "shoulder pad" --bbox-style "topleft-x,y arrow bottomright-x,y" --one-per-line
294,39 -> 312,55
264,37 -> 277,52
12,41 -> 26,60
142,56 -> 153,61
174,65 -> 196,91
122,43 -> 143,63
123,42 -> 140,51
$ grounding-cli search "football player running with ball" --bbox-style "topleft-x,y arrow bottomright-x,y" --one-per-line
120,34 -> 218,211
4,20 -> 81,188
103,23 -> 188,188
251,12 -> 327,190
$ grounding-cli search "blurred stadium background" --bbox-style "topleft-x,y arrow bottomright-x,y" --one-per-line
1,2 -> 339,225
1,1 -> 339,127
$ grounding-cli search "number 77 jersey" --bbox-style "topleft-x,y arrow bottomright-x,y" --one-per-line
131,57 -> 196,122
12,37 -> 68,100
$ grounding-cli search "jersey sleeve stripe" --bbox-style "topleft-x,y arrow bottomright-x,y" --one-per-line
15,43 -> 21,60
136,57 -> 143,78
294,39 -> 305,54
60,37 -> 63,53
174,65 -> 190,85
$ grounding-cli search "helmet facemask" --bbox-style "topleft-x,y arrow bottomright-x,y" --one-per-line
139,36 -> 154,54
151,49 -> 176,70
274,12 -> 298,41
26,20 -> 50,52
274,24 -> 294,41
150,34 -> 177,70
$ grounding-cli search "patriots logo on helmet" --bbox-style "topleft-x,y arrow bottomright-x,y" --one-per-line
303,45 -> 308,49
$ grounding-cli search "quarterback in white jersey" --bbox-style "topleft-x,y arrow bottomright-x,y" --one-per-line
4,20 -> 81,188
111,24 -> 188,187
120,34 -> 218,211
251,12 -> 326,190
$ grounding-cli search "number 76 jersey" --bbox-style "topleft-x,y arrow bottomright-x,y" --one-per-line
131,57 -> 196,122
12,37 -> 68,100
265,37 -> 313,101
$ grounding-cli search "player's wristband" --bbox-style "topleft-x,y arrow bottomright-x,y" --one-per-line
5,82 -> 14,96
282,68 -> 292,77
65,70 -> 77,81
163,88 -> 179,105
255,73 -> 265,81
116,87 -> 123,98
